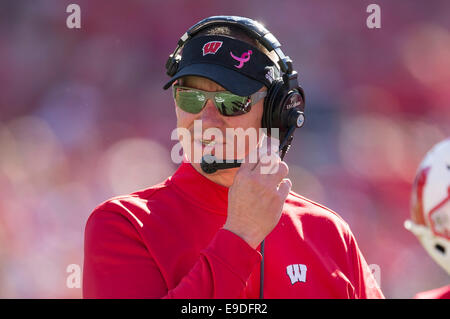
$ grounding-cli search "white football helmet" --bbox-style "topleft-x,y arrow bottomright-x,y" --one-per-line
404,138 -> 450,275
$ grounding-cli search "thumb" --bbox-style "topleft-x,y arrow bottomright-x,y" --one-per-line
277,178 -> 292,199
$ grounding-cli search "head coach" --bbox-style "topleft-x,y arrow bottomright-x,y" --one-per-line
83,16 -> 384,299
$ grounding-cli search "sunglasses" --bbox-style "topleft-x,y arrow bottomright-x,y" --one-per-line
172,85 -> 267,117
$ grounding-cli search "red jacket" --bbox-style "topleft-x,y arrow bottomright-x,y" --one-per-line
83,161 -> 384,298
414,285 -> 450,299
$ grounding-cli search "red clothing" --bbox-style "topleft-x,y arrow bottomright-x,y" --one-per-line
414,285 -> 450,299
83,162 -> 384,299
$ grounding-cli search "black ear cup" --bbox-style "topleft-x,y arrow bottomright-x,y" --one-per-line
262,80 -> 306,143
281,90 -> 305,128
165,54 -> 180,77
262,79 -> 284,133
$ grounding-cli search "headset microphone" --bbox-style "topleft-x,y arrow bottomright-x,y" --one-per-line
200,109 -> 305,174
201,155 -> 242,174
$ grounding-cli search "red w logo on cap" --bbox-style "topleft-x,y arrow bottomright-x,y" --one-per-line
202,41 -> 223,56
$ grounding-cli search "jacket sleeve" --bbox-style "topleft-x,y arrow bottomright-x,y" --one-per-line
83,209 -> 261,299
345,228 -> 385,299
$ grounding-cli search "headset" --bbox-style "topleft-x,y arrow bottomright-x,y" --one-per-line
165,15 -> 306,299
165,16 -> 306,157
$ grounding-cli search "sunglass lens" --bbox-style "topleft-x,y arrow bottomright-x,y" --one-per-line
215,93 -> 249,116
175,90 -> 206,114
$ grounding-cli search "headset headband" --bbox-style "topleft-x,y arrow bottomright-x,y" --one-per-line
169,16 -> 295,77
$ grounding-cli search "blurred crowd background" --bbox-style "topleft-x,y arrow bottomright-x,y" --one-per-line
0,0 -> 449,298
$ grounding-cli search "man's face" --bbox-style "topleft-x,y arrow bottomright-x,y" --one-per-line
175,75 -> 266,173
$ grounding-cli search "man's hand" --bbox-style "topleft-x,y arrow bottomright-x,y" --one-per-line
223,139 -> 292,249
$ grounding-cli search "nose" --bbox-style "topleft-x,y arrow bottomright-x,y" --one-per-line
200,98 -> 224,126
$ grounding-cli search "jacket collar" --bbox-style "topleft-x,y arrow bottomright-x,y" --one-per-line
168,161 -> 229,215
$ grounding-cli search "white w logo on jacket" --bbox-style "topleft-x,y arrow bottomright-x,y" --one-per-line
286,264 -> 307,285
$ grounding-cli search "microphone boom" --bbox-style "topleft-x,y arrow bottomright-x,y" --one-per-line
200,155 -> 242,174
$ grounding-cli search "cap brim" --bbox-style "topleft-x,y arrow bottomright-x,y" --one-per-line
163,64 -> 264,96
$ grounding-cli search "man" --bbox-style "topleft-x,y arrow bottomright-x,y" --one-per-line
83,16 -> 384,298
404,138 -> 450,299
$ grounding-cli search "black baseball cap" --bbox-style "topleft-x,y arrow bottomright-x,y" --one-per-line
163,35 -> 280,96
